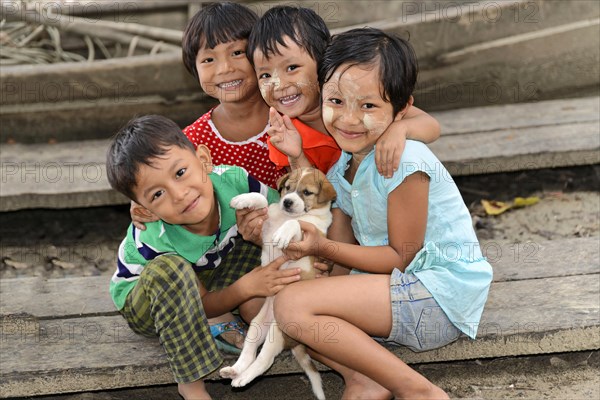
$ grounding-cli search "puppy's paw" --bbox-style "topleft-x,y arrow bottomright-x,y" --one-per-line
231,372 -> 254,388
230,193 -> 268,210
272,220 -> 302,249
219,366 -> 239,379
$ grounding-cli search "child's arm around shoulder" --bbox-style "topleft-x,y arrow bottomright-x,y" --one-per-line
376,98 -> 441,178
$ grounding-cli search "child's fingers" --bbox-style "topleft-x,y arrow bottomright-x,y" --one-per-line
391,147 -> 402,174
269,106 -> 283,127
134,214 -> 159,223
375,147 -> 384,174
236,208 -> 267,244
376,147 -> 394,178
382,149 -> 394,178
282,114 -> 295,130
277,270 -> 302,284
269,134 -> 283,144
265,255 -> 289,270
132,221 -> 147,231
314,260 -> 333,274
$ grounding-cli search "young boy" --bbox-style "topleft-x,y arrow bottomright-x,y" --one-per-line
106,115 -> 302,400
247,5 -> 441,177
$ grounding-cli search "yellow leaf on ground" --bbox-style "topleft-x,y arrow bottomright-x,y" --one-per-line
481,196 -> 541,216
513,196 -> 540,208
481,200 -> 512,216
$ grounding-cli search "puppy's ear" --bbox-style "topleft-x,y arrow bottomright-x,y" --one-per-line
317,176 -> 337,204
276,173 -> 290,194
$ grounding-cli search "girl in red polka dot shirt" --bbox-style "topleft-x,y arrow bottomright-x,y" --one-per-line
131,3 -> 283,234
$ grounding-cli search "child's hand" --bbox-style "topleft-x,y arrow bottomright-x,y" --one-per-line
282,221 -> 328,260
268,107 -> 303,160
313,258 -> 334,278
375,120 -> 407,178
130,200 -> 159,230
243,255 -> 300,297
235,207 -> 268,246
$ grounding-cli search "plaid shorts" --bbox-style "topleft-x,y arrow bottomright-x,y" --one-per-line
120,240 -> 261,383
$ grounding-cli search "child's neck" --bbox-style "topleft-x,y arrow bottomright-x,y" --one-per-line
297,108 -> 327,135
212,94 -> 270,141
344,154 -> 367,184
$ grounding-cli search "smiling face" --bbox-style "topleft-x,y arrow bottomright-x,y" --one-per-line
322,64 -> 395,158
195,39 -> 259,104
253,36 -> 321,120
132,145 -> 218,235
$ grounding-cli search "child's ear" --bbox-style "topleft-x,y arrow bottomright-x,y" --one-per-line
395,95 -> 414,121
195,144 -> 213,173
276,172 -> 290,193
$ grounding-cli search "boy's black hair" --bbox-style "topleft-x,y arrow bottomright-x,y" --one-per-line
182,2 -> 259,79
319,28 -> 418,116
247,6 -> 330,66
106,115 -> 195,202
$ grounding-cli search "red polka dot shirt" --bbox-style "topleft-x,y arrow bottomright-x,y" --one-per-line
183,108 -> 285,188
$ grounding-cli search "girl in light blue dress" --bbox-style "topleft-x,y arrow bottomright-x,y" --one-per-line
274,28 -> 493,399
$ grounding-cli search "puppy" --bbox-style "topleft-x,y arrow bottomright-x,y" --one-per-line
220,167 -> 336,400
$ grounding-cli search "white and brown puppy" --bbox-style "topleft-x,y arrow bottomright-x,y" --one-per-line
220,167 -> 336,400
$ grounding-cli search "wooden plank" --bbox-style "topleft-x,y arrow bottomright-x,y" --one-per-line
2,238 -> 598,320
432,96 -> 600,135
1,96 -> 597,210
0,52 -> 195,106
1,272 -> 598,397
0,276 -> 117,319
0,92 -> 214,144
429,120 -> 600,176
332,0 -> 600,66
415,19 -> 600,110
486,238 -> 600,282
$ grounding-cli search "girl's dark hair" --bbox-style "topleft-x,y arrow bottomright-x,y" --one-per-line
182,2 -> 259,79
319,28 -> 418,115
247,6 -> 330,66
106,115 -> 195,202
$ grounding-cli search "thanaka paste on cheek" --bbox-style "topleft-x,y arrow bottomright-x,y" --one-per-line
322,103 -> 334,126
362,113 -> 387,133
271,69 -> 281,89
260,82 -> 268,100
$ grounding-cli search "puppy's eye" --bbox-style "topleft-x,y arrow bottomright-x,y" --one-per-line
303,189 -> 313,196
285,185 -> 291,191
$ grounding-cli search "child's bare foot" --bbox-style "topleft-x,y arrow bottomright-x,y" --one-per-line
342,371 -> 392,400
178,380 -> 211,400
399,382 -> 449,400
426,384 -> 450,399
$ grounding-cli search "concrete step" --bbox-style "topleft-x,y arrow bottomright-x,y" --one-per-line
0,238 -> 598,397
1,96 -> 598,212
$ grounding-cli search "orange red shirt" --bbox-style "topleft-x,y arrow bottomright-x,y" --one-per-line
268,118 -> 341,174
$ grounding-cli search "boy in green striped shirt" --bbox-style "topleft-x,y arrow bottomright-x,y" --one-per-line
106,115 -> 301,399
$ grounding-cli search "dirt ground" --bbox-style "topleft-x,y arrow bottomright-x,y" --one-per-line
2,165 -> 599,399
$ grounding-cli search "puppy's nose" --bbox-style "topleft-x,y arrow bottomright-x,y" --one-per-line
283,198 -> 293,209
